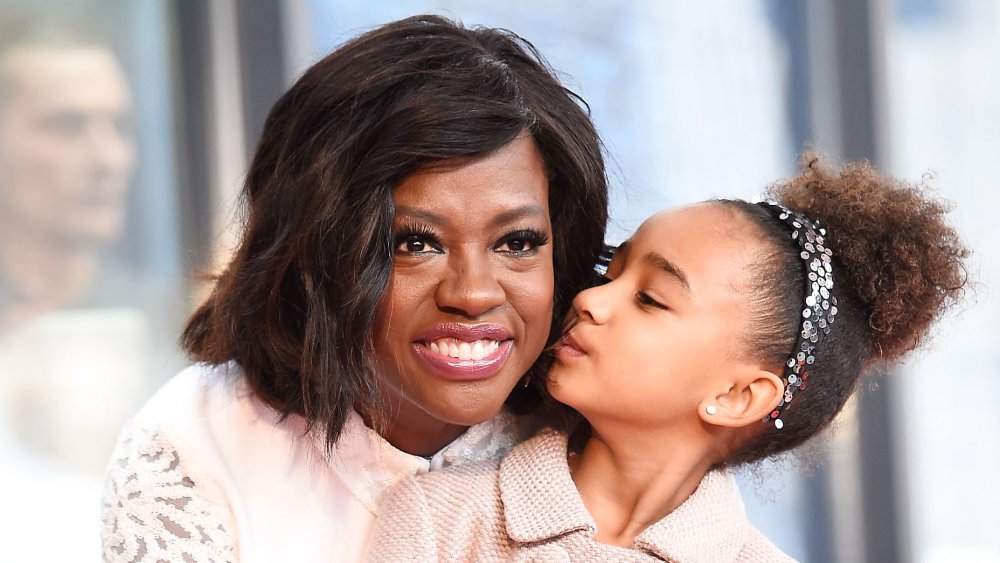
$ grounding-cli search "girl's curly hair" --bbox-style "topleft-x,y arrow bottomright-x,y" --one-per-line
719,154 -> 969,465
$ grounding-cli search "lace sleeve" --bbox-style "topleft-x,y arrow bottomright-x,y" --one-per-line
101,425 -> 237,563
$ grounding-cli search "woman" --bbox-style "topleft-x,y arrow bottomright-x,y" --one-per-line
100,15 -> 608,562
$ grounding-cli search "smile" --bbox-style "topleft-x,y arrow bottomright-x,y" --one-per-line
425,338 -> 502,361
413,340 -> 513,381
413,323 -> 515,381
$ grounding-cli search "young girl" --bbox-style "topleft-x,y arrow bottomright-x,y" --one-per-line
366,156 -> 969,562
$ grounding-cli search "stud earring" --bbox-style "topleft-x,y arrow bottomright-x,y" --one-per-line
705,405 -> 717,415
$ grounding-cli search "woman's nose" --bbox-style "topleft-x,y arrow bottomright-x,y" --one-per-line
434,252 -> 505,318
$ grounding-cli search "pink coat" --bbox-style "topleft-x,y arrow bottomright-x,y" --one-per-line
368,429 -> 796,562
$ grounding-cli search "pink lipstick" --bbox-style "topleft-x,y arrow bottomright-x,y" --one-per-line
413,323 -> 514,381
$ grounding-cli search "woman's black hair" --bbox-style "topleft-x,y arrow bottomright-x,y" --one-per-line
182,15 -> 609,446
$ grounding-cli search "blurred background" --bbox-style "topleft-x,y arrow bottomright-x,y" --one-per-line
0,0 -> 996,561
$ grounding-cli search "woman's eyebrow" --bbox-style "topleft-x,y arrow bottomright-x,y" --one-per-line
644,251 -> 691,293
394,204 -> 548,229
488,204 -> 548,228
394,205 -> 448,226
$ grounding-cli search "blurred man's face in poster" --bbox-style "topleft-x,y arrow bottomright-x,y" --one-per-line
0,46 -> 135,248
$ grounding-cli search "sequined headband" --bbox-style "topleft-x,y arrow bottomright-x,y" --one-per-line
755,201 -> 838,430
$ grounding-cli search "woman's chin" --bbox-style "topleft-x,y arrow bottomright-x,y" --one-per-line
427,398 -> 508,429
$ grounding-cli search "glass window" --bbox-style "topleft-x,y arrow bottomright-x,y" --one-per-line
886,0 -> 1000,560
0,1 -> 187,558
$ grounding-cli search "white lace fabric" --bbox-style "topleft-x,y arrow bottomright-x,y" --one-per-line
98,364 -> 537,563
101,425 -> 236,563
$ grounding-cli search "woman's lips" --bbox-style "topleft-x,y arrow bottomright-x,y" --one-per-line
413,323 -> 515,381
417,323 -> 513,342
413,340 -> 514,381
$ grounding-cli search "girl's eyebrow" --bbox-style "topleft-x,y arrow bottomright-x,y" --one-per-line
644,251 -> 691,293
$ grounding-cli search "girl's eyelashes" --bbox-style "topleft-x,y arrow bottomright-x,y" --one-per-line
393,223 -> 443,255
494,228 -> 550,256
636,291 -> 669,311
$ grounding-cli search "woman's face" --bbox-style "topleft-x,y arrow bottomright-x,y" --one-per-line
548,204 -> 764,430
373,135 -> 554,454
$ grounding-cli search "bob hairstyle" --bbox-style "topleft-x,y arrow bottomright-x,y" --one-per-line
183,15 -> 609,445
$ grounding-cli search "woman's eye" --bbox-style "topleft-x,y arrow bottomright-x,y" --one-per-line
496,230 -> 549,255
395,235 -> 440,254
502,238 -> 530,252
403,236 -> 427,252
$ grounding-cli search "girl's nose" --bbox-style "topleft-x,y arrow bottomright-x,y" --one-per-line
572,279 -> 612,325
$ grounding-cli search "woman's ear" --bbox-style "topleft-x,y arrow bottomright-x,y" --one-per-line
698,368 -> 784,428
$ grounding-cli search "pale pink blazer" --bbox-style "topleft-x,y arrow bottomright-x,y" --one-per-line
369,429 -> 797,562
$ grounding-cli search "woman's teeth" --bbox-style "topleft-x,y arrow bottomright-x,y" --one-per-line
427,339 -> 501,361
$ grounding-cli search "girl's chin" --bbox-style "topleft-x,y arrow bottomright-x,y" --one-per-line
545,363 -> 576,387
544,377 -> 574,405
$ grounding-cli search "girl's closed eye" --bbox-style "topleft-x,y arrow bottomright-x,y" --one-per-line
636,290 -> 669,311
494,228 -> 550,256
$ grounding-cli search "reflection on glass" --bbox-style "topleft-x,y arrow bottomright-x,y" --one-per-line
0,7 -> 185,560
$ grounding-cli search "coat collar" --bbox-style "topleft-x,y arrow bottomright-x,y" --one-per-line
499,429 -> 750,562
633,469 -> 749,562
322,409 -> 525,514
500,429 -> 596,543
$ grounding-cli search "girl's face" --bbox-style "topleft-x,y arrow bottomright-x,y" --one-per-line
373,135 -> 554,453
548,203 -> 765,429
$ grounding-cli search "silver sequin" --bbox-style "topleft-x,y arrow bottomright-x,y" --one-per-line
755,200 -> 836,431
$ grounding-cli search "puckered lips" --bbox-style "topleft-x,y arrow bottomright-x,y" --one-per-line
554,329 -> 587,360
413,323 -> 515,381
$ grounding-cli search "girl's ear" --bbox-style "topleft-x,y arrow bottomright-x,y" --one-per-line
698,368 -> 784,428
